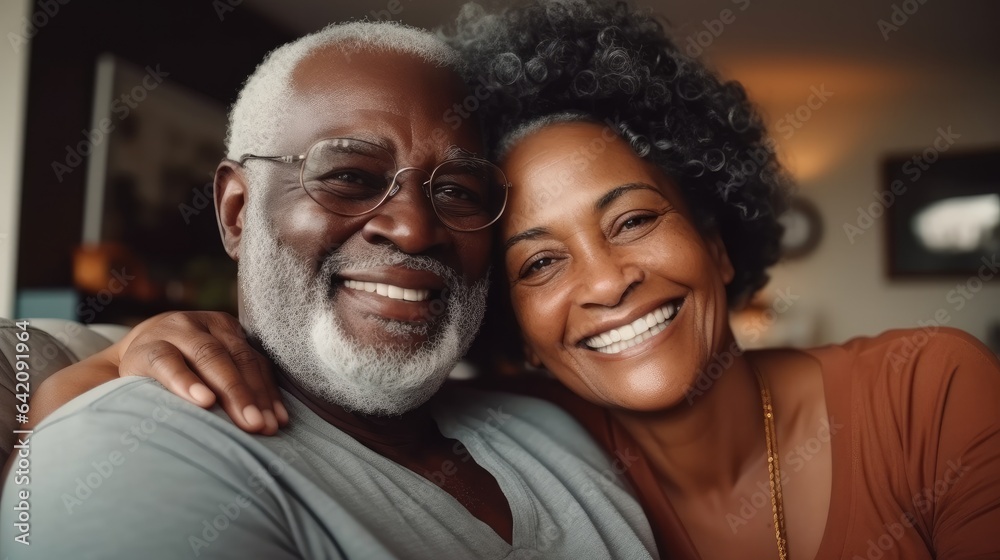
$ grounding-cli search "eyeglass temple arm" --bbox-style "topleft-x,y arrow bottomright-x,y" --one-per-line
238,154 -> 306,165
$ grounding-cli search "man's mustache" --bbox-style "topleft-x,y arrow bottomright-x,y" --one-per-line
320,245 -> 463,291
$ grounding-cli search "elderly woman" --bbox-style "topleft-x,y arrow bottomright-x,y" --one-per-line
25,1 -> 1000,558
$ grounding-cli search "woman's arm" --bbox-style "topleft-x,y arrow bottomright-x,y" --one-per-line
28,311 -> 286,434
916,328 -> 1000,558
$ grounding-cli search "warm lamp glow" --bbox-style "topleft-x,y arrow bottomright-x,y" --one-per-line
713,56 -> 914,184
73,245 -> 113,293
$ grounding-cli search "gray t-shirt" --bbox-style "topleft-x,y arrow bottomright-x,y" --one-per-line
2,378 -> 657,559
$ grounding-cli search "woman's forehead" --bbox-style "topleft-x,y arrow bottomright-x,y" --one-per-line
500,121 -> 692,230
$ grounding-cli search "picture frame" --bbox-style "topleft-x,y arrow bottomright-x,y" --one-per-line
883,148 -> 1000,278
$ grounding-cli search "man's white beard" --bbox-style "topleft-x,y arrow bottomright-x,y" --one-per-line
238,196 -> 488,416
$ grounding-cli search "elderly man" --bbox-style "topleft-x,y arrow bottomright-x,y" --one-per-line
0,23 -> 655,559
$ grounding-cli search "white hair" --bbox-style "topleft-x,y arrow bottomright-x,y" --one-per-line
495,110 -> 597,160
226,21 -> 463,161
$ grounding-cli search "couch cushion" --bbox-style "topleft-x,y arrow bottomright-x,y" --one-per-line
0,318 -> 127,462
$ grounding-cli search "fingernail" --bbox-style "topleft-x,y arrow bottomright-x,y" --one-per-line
188,383 -> 215,405
274,401 -> 289,424
263,410 -> 278,434
242,405 -> 264,428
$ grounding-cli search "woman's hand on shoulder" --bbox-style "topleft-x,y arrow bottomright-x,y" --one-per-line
115,311 -> 287,434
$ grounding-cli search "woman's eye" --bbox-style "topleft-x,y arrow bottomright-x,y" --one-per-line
621,214 -> 654,230
520,257 -> 555,278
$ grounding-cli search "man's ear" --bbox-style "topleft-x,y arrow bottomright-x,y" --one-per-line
215,160 -> 248,261
706,231 -> 735,286
523,342 -> 543,369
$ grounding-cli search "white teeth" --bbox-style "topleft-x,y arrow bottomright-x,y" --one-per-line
596,322 -> 668,354
620,324 -> 636,340
343,280 -> 431,302
583,301 -> 682,352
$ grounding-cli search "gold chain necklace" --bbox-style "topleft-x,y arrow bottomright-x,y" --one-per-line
752,363 -> 789,560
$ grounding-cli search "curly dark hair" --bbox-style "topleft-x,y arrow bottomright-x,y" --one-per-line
445,0 -> 791,307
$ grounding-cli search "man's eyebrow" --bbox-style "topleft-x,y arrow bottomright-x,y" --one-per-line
444,144 -> 477,160
595,183 -> 660,211
503,227 -> 550,253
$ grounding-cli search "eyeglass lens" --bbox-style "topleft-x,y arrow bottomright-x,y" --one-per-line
301,138 -> 506,230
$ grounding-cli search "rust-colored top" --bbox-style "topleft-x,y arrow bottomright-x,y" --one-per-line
488,328 -> 1000,559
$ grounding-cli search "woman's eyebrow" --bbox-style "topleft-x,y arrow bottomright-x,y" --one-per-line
503,227 -> 550,253
594,183 -> 659,211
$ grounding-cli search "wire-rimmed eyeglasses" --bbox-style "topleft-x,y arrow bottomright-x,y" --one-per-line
239,137 -> 510,232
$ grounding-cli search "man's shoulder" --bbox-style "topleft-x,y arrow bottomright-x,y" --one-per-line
36,376 -> 229,439
43,376 -> 190,417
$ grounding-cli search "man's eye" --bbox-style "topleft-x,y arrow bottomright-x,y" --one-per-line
433,185 -> 484,218
434,185 -> 480,203
316,170 -> 386,199
322,169 -> 380,186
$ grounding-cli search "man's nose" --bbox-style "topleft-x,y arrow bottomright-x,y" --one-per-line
359,169 -> 448,254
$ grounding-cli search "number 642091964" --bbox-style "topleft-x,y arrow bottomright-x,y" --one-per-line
14,320 -> 30,419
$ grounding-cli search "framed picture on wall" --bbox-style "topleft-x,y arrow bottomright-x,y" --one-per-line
883,148 -> 1000,278
77,54 -> 237,323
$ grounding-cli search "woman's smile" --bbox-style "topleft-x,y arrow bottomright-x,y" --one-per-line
580,297 -> 684,355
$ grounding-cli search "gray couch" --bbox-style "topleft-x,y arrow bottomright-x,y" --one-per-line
0,318 -> 129,464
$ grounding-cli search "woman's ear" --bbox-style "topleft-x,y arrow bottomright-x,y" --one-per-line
215,161 -> 249,261
706,232 -> 735,286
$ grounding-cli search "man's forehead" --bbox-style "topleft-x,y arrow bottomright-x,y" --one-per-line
276,45 -> 482,157
291,45 -> 459,98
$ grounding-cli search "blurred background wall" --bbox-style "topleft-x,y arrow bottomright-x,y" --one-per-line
1,0 -> 998,350
1,0 -> 31,320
